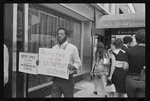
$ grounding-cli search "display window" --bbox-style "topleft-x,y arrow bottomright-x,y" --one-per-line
17,4 -> 82,90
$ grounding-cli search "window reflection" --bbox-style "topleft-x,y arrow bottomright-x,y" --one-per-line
16,4 -> 82,89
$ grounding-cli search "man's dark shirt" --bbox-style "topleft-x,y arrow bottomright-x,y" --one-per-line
124,45 -> 145,74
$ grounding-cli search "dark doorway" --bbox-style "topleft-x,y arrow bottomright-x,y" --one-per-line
97,35 -> 105,44
104,29 -> 111,48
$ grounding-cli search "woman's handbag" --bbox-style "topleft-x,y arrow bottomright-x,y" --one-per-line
105,79 -> 116,92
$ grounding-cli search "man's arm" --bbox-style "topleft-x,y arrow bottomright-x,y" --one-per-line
72,46 -> 81,70
108,54 -> 116,80
91,48 -> 96,72
123,50 -> 129,71
123,61 -> 129,71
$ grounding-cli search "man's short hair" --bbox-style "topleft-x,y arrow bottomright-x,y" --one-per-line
57,28 -> 68,35
123,36 -> 133,44
135,29 -> 145,44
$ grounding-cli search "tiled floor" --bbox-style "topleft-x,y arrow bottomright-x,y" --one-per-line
46,78 -> 106,98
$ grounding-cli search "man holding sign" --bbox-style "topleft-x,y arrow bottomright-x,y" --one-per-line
37,28 -> 81,97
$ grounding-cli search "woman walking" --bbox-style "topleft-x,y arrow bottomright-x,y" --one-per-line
91,42 -> 110,97
108,38 -> 127,97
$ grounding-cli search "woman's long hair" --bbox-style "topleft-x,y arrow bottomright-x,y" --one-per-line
95,42 -> 110,62
103,48 -> 110,59
95,42 -> 104,61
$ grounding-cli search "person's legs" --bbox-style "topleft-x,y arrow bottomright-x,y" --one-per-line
51,82 -> 62,98
136,91 -> 145,97
101,75 -> 107,97
108,92 -> 114,97
116,92 -> 120,97
125,76 -> 136,97
136,78 -> 145,97
93,75 -> 99,94
126,75 -> 145,97
121,93 -> 128,97
116,92 -> 127,97
61,83 -> 74,97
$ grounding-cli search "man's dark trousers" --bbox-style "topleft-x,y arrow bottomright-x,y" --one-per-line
125,75 -> 145,97
51,74 -> 74,97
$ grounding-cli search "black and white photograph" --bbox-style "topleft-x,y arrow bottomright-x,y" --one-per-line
4,3 -> 145,98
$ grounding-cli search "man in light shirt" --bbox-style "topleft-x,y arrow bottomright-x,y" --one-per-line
4,44 -> 9,86
50,28 -> 81,97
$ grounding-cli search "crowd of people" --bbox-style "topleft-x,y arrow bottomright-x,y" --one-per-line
90,29 -> 145,98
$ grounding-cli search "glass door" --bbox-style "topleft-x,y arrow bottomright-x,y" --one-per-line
4,3 -> 14,98
4,3 -> 28,98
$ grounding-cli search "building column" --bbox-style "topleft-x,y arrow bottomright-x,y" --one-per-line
104,3 -> 109,12
111,3 -> 116,14
82,21 -> 92,73
23,3 -> 29,98
116,3 -> 119,14
80,22 -> 84,74
12,3 -> 17,98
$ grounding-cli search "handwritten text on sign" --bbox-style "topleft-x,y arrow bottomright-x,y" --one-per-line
38,48 -> 70,79
19,52 -> 38,74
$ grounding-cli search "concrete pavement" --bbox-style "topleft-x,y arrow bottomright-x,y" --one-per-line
46,78 -> 106,98
74,79 -> 106,98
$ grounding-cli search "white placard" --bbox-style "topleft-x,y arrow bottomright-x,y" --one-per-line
37,48 -> 70,79
19,52 -> 38,74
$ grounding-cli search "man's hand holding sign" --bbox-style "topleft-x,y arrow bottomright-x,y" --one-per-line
68,63 -> 77,74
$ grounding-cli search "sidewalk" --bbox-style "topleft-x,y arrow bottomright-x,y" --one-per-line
46,78 -> 106,98
74,79 -> 105,97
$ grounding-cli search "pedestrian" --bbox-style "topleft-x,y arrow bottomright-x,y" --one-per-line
122,36 -> 133,52
123,29 -> 145,97
50,28 -> 81,97
108,38 -> 127,97
90,42 -> 110,97
4,44 -> 9,86
106,44 -> 112,78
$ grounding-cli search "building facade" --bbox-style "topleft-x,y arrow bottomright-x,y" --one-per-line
4,3 -> 145,98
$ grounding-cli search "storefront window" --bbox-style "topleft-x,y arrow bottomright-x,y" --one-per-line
21,4 -> 82,89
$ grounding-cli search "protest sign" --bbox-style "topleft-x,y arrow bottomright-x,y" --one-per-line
19,52 -> 38,74
37,48 -> 70,79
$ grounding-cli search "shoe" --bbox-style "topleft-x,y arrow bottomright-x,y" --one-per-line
93,91 -> 97,95
105,95 -> 108,98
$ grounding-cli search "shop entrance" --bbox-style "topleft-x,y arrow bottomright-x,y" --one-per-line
94,29 -> 111,49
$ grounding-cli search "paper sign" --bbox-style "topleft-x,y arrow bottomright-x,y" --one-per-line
19,52 -> 38,74
37,48 -> 70,79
